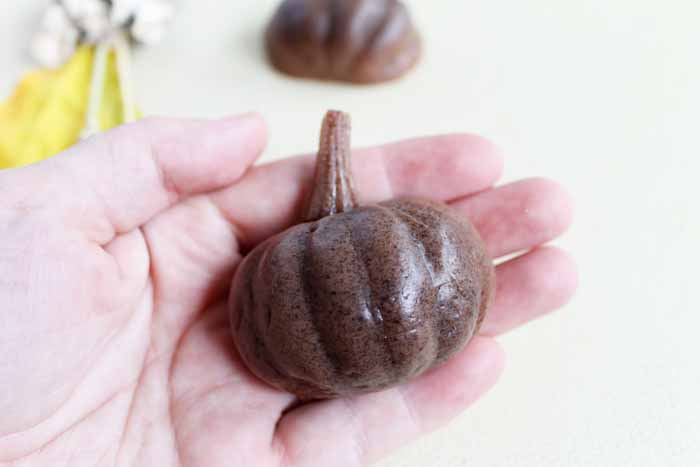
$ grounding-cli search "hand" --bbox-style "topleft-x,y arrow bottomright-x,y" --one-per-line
0,115 -> 576,467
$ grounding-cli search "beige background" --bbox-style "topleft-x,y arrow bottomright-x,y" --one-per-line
1,1 -> 698,466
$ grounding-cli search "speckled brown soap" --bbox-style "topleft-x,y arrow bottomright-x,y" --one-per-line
266,0 -> 421,84
229,111 -> 494,400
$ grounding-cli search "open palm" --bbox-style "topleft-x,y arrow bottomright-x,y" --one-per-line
0,115 -> 576,467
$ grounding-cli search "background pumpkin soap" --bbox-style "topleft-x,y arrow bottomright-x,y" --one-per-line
229,111 -> 494,400
266,0 -> 422,84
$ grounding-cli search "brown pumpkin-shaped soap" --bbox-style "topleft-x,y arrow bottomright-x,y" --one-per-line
229,111 -> 494,400
266,0 -> 421,84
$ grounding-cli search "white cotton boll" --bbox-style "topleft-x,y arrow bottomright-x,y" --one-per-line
31,28 -> 78,68
31,3 -> 80,67
78,2 -> 111,42
61,0 -> 101,19
80,12 -> 111,42
41,4 -> 75,34
130,0 -> 175,45
61,0 -> 111,42
110,0 -> 141,25
31,32 -> 63,68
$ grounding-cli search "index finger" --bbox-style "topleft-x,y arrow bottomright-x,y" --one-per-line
1,115 -> 268,245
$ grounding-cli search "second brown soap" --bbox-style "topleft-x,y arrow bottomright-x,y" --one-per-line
266,0 -> 422,84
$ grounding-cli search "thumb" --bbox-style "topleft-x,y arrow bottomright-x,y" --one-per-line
0,114 -> 267,244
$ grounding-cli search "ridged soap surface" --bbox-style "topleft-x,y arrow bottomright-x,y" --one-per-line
230,198 -> 493,399
266,0 -> 421,83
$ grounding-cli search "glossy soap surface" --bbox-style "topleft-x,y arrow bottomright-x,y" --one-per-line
266,0 -> 421,84
229,111 -> 494,399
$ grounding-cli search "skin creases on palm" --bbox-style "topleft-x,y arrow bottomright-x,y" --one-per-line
0,116 -> 576,467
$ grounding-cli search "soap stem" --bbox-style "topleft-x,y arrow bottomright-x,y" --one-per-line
303,110 -> 359,222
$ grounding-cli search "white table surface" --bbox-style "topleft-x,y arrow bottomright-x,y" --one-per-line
1,1 -> 698,466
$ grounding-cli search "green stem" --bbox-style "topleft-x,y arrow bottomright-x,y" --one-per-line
114,32 -> 137,123
82,41 -> 110,138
